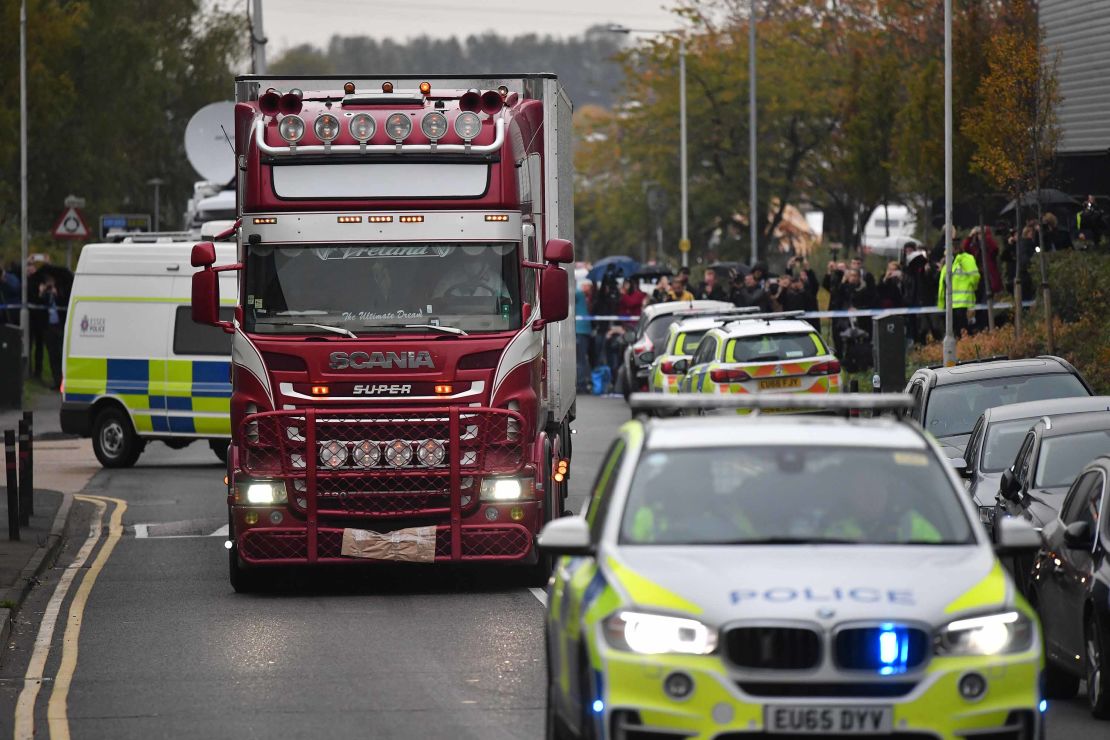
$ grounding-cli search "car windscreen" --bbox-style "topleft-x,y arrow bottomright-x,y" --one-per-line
924,373 -> 1089,439
646,315 -> 680,348
1035,430 -> 1110,487
982,418 -> 1040,473
726,333 -> 822,363
619,446 -> 974,546
244,242 -> 521,335
675,331 -> 707,355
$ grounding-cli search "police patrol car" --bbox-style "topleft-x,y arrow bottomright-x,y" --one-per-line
60,240 -> 236,467
678,315 -> 839,401
539,394 -> 1044,740
646,310 -> 758,396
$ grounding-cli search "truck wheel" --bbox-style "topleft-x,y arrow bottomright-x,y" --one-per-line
92,406 -> 142,468
527,437 -> 560,587
209,440 -> 229,465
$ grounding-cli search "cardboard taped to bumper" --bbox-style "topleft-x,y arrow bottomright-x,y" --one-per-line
341,526 -> 436,562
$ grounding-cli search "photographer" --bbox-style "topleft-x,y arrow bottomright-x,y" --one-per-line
695,268 -> 727,301
1077,195 -> 1104,246
731,272 -> 770,311
877,261 -> 905,309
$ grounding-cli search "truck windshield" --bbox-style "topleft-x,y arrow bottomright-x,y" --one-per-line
244,242 -> 522,335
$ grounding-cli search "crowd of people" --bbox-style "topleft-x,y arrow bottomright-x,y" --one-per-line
1,256 -> 72,390
574,201 -> 1104,392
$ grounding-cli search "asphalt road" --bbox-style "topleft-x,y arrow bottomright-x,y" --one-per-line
0,395 -> 1101,738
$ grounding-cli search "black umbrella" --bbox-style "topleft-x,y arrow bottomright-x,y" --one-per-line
1000,189 -> 1080,215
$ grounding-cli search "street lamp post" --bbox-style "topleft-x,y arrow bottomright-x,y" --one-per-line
749,0 -> 758,267
608,24 -> 689,268
942,0 -> 956,366
147,178 -> 165,232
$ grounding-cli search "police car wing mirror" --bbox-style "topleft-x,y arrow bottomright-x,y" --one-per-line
672,358 -> 689,374
993,517 -> 1042,557
536,265 -> 569,327
639,351 -> 655,364
191,241 -> 216,267
543,238 -> 574,264
1063,520 -> 1094,550
537,516 -> 594,557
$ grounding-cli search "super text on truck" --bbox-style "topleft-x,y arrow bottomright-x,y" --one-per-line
190,75 -> 577,590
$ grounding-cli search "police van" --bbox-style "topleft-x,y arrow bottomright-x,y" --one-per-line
60,239 -> 236,467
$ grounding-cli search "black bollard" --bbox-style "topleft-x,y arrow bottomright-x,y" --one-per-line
17,419 -> 30,526
21,411 -> 33,517
5,430 -> 18,541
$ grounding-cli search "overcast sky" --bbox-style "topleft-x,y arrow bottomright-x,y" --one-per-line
247,0 -> 682,55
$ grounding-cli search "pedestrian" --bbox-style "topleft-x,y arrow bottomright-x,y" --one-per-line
575,281 -> 593,393
900,248 -> 931,343
1040,212 -> 1072,251
877,261 -> 904,309
617,279 -> 646,318
0,262 -> 20,325
731,272 -> 770,312
937,240 -> 980,338
962,226 -> 1003,332
40,276 -> 65,389
26,257 -> 48,380
650,275 -> 672,304
694,268 -> 727,301
1077,195 -> 1104,245
668,274 -> 694,302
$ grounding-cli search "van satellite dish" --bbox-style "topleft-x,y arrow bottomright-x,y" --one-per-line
185,102 -> 236,184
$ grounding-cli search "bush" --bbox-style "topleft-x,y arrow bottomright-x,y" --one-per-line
909,251 -> 1110,393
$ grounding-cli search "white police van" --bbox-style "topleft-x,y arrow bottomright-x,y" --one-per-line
60,237 -> 236,467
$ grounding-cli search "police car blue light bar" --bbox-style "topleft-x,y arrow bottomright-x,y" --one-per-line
670,306 -> 762,319
628,392 -> 915,413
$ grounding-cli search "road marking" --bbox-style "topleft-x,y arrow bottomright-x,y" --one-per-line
209,524 -> 229,537
13,497 -> 108,740
48,494 -> 128,740
529,587 -> 548,606
133,523 -> 148,538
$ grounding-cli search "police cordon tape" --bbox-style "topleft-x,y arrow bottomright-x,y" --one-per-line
0,304 -> 69,312
581,299 -> 1037,322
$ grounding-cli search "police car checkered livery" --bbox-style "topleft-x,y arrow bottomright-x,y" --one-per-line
539,394 -> 1044,740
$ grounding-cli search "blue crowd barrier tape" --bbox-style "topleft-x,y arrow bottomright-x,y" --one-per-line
0,304 -> 68,312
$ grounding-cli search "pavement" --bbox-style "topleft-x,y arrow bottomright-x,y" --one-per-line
0,385 -> 94,671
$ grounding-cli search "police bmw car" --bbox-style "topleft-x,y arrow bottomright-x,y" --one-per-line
648,316 -> 737,395
539,394 -> 1044,740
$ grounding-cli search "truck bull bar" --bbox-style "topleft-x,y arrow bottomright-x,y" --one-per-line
253,116 -> 506,157
238,406 -> 531,563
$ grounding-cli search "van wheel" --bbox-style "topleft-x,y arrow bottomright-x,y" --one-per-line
92,406 -> 142,468
209,440 -> 229,465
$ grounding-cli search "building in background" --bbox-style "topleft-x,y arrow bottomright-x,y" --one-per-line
1041,0 -> 1110,195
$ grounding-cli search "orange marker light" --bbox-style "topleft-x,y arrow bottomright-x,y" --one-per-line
344,81 -> 356,94
311,385 -> 330,395
368,215 -> 393,223
337,216 -> 362,223
485,214 -> 510,222
399,215 -> 424,223
419,81 -> 432,95
253,217 -> 278,224
434,384 -> 454,395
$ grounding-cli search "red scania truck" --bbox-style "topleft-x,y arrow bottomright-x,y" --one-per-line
189,75 -> 576,590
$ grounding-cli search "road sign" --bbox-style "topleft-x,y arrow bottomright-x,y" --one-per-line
52,206 -> 90,240
678,238 -> 691,253
64,194 -> 86,208
99,213 -> 152,240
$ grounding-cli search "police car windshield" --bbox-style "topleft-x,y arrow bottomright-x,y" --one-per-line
620,446 -> 974,546
244,242 -> 522,335
924,374 -> 1088,438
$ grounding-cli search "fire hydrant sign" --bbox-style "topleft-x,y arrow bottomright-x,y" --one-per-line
52,206 -> 91,240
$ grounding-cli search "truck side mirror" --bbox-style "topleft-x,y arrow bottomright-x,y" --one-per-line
191,268 -> 222,327
191,241 -> 217,268
543,238 -> 574,264
539,264 -> 569,323
1063,520 -> 1093,550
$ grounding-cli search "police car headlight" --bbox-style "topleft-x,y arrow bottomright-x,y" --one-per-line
936,611 -> 1034,656
240,481 -> 288,505
603,611 -> 718,655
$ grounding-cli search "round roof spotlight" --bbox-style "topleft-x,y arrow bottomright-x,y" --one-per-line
278,115 -> 305,144
416,438 -> 446,467
343,81 -> 356,94
459,88 -> 481,113
385,112 -> 413,142
421,111 -> 449,140
278,88 -> 303,115
497,85 -> 509,97
349,113 -> 376,142
319,440 -> 348,469
259,88 -> 281,116
352,440 -> 381,468
314,113 -> 341,142
384,439 -> 413,468
419,81 -> 432,95
480,89 -> 503,114
454,111 -> 482,141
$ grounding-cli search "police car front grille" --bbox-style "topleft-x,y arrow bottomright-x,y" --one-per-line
834,627 -> 931,672
736,681 -> 916,698
723,627 -> 822,670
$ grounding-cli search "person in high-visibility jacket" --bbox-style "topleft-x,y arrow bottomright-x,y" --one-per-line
937,240 -> 981,337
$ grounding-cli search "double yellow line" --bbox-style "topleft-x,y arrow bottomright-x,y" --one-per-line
13,494 -> 127,740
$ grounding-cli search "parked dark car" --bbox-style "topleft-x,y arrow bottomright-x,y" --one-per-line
959,397 -> 1110,531
995,412 -> 1110,596
905,356 -> 1093,458
1028,455 -> 1110,718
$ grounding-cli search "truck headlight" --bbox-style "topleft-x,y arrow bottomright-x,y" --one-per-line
479,477 -> 530,501
603,611 -> 717,655
936,611 -> 1034,656
240,481 -> 288,505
